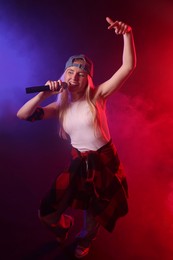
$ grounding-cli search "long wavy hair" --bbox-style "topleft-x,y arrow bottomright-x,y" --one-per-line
57,74 -> 100,139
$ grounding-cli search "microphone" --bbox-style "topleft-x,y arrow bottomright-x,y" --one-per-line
25,82 -> 68,94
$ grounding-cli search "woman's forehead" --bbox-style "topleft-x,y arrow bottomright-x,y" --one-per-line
66,64 -> 88,74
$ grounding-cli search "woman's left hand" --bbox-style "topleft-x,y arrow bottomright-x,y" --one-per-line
106,17 -> 131,34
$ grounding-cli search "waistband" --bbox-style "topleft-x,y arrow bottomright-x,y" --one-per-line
71,139 -> 113,159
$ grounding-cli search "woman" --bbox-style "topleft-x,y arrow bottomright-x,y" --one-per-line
17,17 -> 136,258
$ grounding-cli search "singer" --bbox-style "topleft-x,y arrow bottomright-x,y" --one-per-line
17,17 -> 136,259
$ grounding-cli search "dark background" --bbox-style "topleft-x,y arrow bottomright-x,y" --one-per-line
0,0 -> 173,259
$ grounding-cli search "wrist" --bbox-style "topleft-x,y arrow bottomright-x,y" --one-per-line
37,92 -> 50,101
125,26 -> 132,34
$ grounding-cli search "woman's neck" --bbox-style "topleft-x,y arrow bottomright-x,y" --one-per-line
70,92 -> 85,102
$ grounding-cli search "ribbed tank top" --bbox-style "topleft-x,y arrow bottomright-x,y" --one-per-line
62,99 -> 110,152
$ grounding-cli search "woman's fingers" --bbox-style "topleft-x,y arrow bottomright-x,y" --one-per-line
106,17 -> 131,34
45,80 -> 63,93
106,16 -> 114,25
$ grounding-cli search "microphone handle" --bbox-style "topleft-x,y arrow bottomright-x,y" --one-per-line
26,85 -> 50,93
25,82 -> 68,94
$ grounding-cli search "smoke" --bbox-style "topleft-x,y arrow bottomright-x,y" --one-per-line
108,93 -> 173,177
0,2 -> 66,119
106,92 -> 173,255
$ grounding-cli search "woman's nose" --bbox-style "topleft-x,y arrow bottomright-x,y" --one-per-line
71,73 -> 78,81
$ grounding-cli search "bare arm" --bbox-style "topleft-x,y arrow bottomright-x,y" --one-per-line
95,17 -> 137,100
17,80 -> 63,120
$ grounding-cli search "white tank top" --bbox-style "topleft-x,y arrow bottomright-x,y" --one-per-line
62,99 -> 110,152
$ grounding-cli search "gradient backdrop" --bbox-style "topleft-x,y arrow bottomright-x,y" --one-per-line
0,0 -> 173,259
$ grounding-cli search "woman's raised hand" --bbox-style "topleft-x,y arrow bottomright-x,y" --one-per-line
106,17 -> 131,35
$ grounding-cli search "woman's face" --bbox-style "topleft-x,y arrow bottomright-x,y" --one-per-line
64,63 -> 88,96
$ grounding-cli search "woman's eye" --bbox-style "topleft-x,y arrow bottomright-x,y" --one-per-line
79,73 -> 85,77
